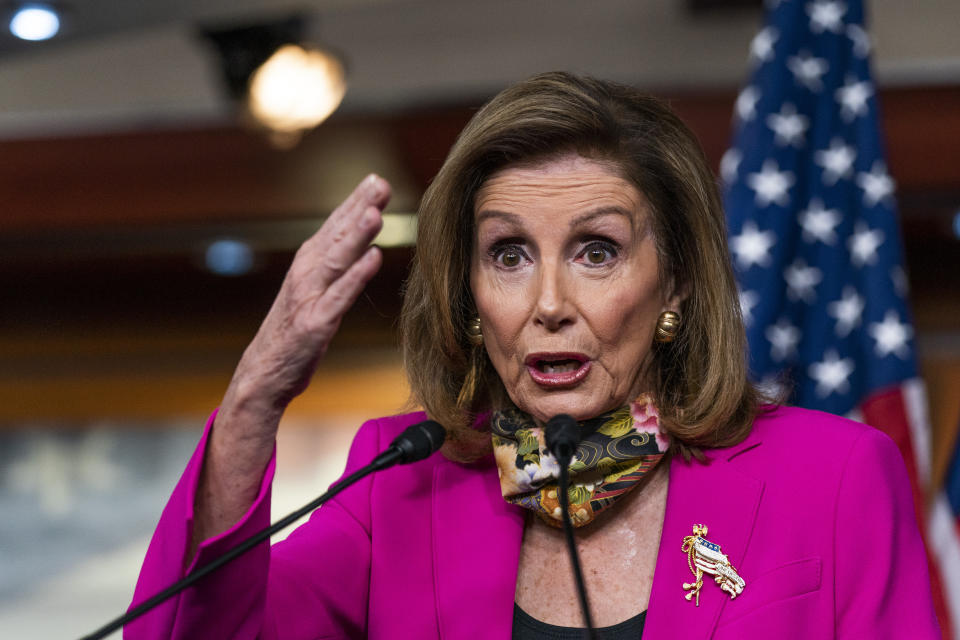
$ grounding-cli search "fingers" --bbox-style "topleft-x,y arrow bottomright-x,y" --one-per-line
307,245 -> 383,333
309,204 -> 383,285
323,174 -> 391,239
346,173 -> 392,212
227,178 -> 389,415
300,175 -> 390,284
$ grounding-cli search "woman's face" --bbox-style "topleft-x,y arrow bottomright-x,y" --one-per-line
470,154 -> 678,424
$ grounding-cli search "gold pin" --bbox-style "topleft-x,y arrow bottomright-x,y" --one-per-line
681,524 -> 745,606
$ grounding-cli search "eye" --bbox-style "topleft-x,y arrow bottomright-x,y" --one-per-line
579,241 -> 618,266
489,242 -> 528,268
500,248 -> 522,267
586,247 -> 607,264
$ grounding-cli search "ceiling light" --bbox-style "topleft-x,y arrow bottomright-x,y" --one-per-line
205,238 -> 254,276
247,44 -> 347,138
374,213 -> 418,247
9,4 -> 60,41
201,16 -> 347,146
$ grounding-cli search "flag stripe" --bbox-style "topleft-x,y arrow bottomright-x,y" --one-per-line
860,386 -> 922,513
930,495 -> 960,635
905,377 -> 934,485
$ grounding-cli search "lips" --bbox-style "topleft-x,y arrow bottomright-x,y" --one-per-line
524,352 -> 591,388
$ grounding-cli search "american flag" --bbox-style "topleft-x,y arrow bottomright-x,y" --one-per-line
721,0 -> 957,635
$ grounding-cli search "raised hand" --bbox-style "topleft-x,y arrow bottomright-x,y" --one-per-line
227,174 -> 390,419
193,174 -> 391,546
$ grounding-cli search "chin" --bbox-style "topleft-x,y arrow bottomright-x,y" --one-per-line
516,390 -> 610,424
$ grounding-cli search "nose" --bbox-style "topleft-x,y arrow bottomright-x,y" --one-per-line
533,260 -> 575,331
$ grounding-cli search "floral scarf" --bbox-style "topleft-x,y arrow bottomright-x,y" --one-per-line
491,394 -> 669,528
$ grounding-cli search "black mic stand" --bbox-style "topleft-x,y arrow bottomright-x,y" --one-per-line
79,420 -> 445,640
546,415 -> 598,640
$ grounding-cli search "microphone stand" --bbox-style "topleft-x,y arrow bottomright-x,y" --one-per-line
79,420 -> 444,640
547,414 -> 598,640
80,462 -> 379,640
557,462 -> 599,640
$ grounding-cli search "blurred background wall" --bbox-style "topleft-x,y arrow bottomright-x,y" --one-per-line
0,0 -> 958,637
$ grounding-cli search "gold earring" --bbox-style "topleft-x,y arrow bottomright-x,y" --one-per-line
654,311 -> 681,343
466,315 -> 484,346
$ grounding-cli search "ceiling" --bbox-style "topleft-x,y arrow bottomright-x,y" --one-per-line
0,0 -> 958,138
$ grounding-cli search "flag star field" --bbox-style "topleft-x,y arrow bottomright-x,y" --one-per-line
722,0 -> 917,416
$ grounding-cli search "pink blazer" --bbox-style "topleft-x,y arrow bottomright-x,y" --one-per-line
127,406 -> 940,639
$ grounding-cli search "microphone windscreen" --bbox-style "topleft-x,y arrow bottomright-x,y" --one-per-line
392,420 -> 447,463
545,414 -> 580,462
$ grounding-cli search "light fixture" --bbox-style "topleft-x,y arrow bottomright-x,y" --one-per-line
375,213 -> 418,248
9,3 -> 60,41
202,16 -> 347,146
205,238 -> 254,276
247,44 -> 346,138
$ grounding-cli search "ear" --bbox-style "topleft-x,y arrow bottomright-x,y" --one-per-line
661,276 -> 688,314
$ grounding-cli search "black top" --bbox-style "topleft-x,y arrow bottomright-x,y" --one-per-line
512,604 -> 647,639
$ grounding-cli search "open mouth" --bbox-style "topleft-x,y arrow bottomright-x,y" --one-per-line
525,353 -> 591,387
537,359 -> 581,374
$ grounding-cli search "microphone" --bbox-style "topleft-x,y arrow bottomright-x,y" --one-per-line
80,420 -> 445,640
370,419 -> 447,470
545,414 -> 597,640
545,413 -> 580,467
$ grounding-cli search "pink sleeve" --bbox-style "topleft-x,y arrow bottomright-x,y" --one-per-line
125,412 -> 381,640
833,427 -> 940,638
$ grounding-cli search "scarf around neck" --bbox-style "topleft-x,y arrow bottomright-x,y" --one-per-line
491,394 -> 669,528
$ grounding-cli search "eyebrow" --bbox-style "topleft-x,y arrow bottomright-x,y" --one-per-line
571,206 -> 636,228
475,206 -> 637,228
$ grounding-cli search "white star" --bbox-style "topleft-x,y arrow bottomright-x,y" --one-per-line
766,318 -> 801,362
766,102 -> 809,147
739,289 -> 760,327
809,349 -> 855,397
807,0 -> 847,34
785,258 -> 822,303
868,309 -> 913,358
827,286 -> 865,337
846,24 -> 871,57
730,221 -> 777,270
856,161 -> 895,206
799,198 -> 842,245
814,137 -> 856,185
835,76 -> 873,122
787,51 -> 829,91
746,159 -> 795,207
736,86 -> 761,122
750,26 -> 779,64
721,148 -> 742,185
848,221 -> 884,267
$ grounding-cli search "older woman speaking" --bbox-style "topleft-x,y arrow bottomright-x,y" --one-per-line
128,73 -> 939,639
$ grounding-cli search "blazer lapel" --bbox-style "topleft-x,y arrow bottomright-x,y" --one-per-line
432,456 -> 525,639
644,444 -> 765,639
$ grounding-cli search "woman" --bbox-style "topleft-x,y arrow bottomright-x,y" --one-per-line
129,73 -> 939,639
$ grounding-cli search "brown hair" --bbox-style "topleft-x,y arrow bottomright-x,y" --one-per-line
400,72 -> 766,461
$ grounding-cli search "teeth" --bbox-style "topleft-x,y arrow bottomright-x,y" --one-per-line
543,362 -> 578,374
